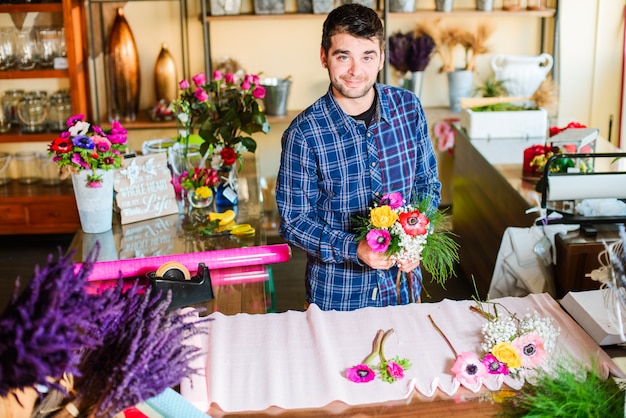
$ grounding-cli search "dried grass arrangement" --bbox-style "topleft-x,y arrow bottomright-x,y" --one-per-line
417,20 -> 495,73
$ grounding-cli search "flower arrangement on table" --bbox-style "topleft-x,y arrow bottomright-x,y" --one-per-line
353,192 -> 459,298
450,300 -> 560,386
346,329 -> 411,384
180,166 -> 220,204
47,114 -> 128,188
172,70 -> 270,172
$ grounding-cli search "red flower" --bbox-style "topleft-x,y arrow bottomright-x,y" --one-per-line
398,210 -> 429,237
220,147 -> 237,166
50,137 -> 73,153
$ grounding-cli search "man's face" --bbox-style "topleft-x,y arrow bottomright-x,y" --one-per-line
320,32 -> 384,101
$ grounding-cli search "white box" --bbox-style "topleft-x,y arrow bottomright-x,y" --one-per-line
460,108 -> 548,139
560,289 -> 626,346
471,137 -> 546,165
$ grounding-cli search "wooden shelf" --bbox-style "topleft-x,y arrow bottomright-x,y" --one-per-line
0,3 -> 62,13
0,68 -> 69,80
0,127 -> 59,144
205,8 -> 556,22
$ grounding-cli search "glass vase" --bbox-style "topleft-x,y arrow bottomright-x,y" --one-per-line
187,187 -> 214,209
215,167 -> 239,207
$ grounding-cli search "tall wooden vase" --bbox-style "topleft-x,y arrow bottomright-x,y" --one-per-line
154,43 -> 178,104
108,7 -> 140,122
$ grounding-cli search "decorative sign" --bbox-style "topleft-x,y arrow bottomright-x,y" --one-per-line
119,213 -> 180,259
114,153 -> 179,224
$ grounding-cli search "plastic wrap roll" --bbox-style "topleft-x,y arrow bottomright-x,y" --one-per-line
76,243 -> 291,282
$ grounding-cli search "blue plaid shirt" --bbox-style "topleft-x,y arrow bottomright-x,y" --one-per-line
276,84 -> 441,311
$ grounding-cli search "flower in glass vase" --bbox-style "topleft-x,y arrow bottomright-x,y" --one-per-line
180,166 -> 219,208
172,70 -> 270,171
47,114 -> 128,188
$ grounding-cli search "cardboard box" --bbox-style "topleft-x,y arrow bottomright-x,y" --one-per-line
460,108 -> 548,139
560,289 -> 626,346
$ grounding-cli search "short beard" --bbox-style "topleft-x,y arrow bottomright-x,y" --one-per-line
331,77 -> 375,100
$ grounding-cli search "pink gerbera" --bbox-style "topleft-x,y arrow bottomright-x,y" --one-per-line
512,332 -> 547,368
366,229 -> 391,253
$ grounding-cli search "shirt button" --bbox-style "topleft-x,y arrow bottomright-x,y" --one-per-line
371,161 -> 376,167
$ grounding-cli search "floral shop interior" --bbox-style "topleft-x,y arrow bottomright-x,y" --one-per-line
2,0 -> 626,416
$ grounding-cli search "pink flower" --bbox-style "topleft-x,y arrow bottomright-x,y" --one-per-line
438,131 -> 455,153
398,211 -> 429,237
451,352 -> 488,385
366,229 -> 391,253
212,70 -> 222,81
512,332 -> 547,368
225,73 -> 236,85
252,86 -> 265,99
179,79 -> 190,90
92,135 -> 111,153
88,180 -> 103,188
241,79 -> 251,91
380,192 -> 403,210
71,153 -> 90,170
346,364 -> 375,383
193,72 -> 207,86
67,114 -> 85,127
481,353 -> 508,375
387,361 -> 405,379
434,120 -> 452,138
194,88 -> 208,102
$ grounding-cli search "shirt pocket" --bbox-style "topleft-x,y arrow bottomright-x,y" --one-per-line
318,160 -> 368,214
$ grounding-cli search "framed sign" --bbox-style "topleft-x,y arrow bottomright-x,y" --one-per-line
114,153 -> 179,224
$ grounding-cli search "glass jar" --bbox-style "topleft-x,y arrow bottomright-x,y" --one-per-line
17,93 -> 48,133
2,89 -> 24,125
47,92 -> 72,132
15,151 -> 40,184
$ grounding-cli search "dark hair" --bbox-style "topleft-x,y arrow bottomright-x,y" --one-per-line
321,4 -> 384,54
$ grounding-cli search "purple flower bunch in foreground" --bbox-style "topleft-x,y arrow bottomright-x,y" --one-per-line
0,246 -> 210,418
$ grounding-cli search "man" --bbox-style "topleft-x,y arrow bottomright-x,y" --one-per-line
276,3 -> 441,311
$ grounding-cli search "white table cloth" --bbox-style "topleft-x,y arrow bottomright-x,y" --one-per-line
180,293 -> 625,413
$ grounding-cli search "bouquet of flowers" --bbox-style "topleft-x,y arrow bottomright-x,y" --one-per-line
172,70 -> 270,172
180,166 -> 219,202
388,31 -> 436,74
47,114 -> 128,188
353,192 -> 459,287
451,300 -> 560,385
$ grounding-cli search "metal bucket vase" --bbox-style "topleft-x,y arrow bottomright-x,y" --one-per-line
435,0 -> 453,12
476,0 -> 493,11
403,71 -> 424,97
447,69 -> 473,113
260,77 -> 291,117
389,0 -> 416,12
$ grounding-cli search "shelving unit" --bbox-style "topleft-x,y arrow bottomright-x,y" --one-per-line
201,6 -> 559,85
85,0 -> 191,127
0,0 -> 90,144
0,0 -> 90,234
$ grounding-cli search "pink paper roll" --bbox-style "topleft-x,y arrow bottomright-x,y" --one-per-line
75,243 -> 292,282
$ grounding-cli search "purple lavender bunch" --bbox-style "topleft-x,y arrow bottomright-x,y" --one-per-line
388,31 -> 436,74
72,284 -> 209,418
407,34 -> 436,72
0,246 -> 117,397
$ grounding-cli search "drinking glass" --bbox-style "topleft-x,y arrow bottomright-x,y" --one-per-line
16,30 -> 37,70
47,92 -> 72,132
15,151 -> 40,185
17,94 -> 48,133
0,27 -> 16,70
37,27 -> 60,68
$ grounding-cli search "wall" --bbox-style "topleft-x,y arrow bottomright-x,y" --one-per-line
1,0 -> 623,181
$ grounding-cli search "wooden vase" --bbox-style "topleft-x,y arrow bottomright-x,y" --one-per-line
108,7 -> 140,122
154,43 -> 178,104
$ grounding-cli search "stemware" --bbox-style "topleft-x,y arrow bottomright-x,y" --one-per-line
0,27 -> 16,70
16,30 -> 37,70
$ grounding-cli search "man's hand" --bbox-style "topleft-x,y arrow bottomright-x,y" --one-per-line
357,239 -> 395,270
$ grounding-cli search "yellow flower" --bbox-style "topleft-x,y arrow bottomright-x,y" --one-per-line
370,206 -> 398,228
195,186 -> 212,199
491,342 -> 522,369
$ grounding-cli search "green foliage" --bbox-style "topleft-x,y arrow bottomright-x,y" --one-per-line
498,360 -> 625,418
377,356 -> 413,384
470,102 -> 539,112
473,75 -> 508,98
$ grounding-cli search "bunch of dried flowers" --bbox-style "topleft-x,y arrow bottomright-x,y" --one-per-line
418,20 -> 494,73
388,31 -> 436,75
0,246 -> 209,418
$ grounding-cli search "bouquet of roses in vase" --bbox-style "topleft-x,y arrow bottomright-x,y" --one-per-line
353,192 -> 459,294
171,70 -> 270,206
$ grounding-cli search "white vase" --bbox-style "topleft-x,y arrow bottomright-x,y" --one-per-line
491,53 -> 553,102
71,169 -> 114,234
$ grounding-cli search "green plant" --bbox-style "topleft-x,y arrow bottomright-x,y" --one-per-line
472,75 -> 508,98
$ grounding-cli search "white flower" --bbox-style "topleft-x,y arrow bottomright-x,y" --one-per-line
69,121 -> 90,137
